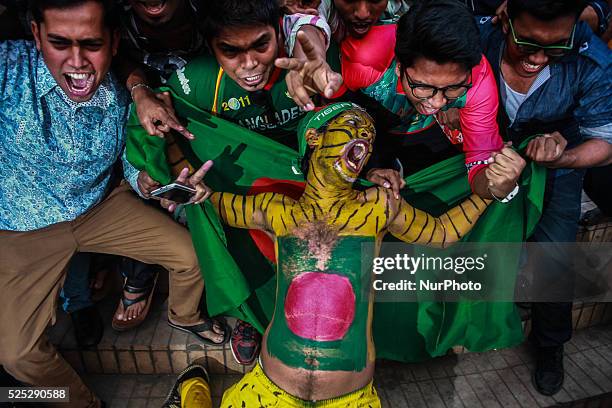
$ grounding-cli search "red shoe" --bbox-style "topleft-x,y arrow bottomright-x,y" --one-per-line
230,320 -> 261,365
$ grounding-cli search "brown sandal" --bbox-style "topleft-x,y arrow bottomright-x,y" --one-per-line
111,272 -> 158,332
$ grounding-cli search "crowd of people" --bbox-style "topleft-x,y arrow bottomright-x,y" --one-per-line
0,0 -> 611,407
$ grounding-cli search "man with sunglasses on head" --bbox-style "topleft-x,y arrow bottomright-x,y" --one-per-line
477,0 -> 612,396
337,0 -> 526,201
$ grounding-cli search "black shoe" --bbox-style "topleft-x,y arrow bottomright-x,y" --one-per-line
532,345 -> 564,396
230,320 -> 261,365
70,305 -> 103,348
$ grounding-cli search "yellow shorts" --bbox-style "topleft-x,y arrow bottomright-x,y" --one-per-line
220,362 -> 381,408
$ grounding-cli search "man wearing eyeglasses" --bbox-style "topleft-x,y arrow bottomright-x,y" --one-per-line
338,0 -> 526,201
478,0 -> 612,397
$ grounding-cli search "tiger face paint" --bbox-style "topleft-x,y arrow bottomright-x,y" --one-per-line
308,109 -> 375,187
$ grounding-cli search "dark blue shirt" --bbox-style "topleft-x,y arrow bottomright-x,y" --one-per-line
477,18 -> 612,156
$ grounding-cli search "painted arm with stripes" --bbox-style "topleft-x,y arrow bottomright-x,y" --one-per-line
387,194 -> 491,247
209,191 -> 284,235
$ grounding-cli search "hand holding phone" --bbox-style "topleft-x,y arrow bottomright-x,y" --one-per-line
150,182 -> 197,204
154,161 -> 214,213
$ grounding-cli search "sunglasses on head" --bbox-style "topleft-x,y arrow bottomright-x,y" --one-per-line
508,18 -> 575,58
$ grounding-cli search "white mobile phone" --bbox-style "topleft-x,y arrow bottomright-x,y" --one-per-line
150,183 -> 197,204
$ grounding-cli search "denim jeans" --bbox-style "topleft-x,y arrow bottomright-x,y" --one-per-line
528,169 -> 584,348
60,253 -> 94,314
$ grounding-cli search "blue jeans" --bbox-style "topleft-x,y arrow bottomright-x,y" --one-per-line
60,253 -> 94,313
528,169 -> 584,348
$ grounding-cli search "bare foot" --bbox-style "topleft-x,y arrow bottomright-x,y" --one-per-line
114,289 -> 148,322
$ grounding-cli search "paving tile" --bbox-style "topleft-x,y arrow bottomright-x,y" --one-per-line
558,365 -> 591,401
188,349 -> 206,365
148,398 -> 165,406
118,350 -> 138,374
131,375 -> 155,398
456,354 -> 480,375
577,305 -> 595,330
432,377 -> 464,408
115,376 -> 137,398
150,314 -> 173,350
487,351 -> 509,370
83,350 -> 103,374
109,398 -> 129,407
399,382 -> 427,408
152,351 -> 173,374
100,350 -> 119,374
377,386 -> 391,408
382,382 -> 408,408
497,367 -> 539,407
424,358 -> 450,380
126,398 -> 148,408
415,380 -> 445,408
132,308 -> 162,351
499,348 -> 523,368
572,307 -> 583,331
85,374 -> 119,402
206,348 -> 227,375
481,371 -> 521,408
574,328 -> 610,349
411,364 -> 430,381
114,327 -> 137,350
468,352 -> 495,373
564,355 -> 604,396
149,375 -> 175,398
512,364 -> 558,407
464,373 -> 502,408
170,350 -> 188,373
583,348 -> 612,382
450,375 -> 482,407
169,327 -> 188,351
569,351 -> 612,392
134,350 -> 155,374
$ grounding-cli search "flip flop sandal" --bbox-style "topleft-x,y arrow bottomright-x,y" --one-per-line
168,317 -> 231,346
111,272 -> 158,332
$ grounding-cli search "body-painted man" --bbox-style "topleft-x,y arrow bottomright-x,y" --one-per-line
162,103 -> 491,407
128,0 -> 339,365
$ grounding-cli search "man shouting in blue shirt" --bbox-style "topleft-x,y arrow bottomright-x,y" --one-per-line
0,1 -> 226,406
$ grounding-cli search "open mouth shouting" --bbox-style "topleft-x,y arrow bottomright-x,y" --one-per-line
334,139 -> 371,182
240,73 -> 265,89
64,72 -> 95,98
348,21 -> 374,37
135,0 -> 168,17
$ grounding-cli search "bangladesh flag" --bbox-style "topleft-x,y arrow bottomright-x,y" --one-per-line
126,89 -> 545,362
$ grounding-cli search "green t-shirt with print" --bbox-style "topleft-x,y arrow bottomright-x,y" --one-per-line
166,55 -> 305,150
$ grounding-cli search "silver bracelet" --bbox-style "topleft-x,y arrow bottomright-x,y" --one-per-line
129,82 -> 153,99
488,183 -> 519,203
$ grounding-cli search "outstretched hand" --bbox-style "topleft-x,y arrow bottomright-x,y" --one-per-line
133,87 -> 194,140
275,31 -> 342,111
160,160 -> 214,213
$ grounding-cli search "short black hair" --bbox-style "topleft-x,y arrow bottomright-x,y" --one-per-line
203,0 -> 280,42
29,0 -> 119,29
395,0 -> 482,71
507,0 -> 586,21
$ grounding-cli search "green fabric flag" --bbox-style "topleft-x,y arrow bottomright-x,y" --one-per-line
126,89 -> 546,362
